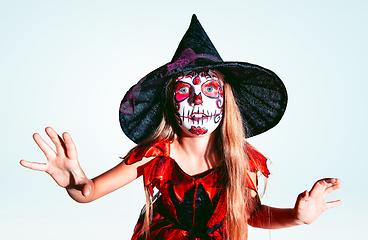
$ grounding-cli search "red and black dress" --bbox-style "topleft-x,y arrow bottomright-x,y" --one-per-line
125,140 -> 269,240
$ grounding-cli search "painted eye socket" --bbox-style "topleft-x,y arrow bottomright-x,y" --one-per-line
178,87 -> 189,94
174,81 -> 191,102
202,80 -> 221,98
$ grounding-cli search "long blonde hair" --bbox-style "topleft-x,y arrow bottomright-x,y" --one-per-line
221,82 -> 250,239
126,71 -> 252,239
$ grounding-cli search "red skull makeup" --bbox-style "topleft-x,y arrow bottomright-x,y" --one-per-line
173,69 -> 224,136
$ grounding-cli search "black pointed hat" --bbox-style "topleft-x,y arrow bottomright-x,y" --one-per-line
119,14 -> 288,143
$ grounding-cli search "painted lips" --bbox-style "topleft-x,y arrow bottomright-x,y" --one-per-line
190,112 -> 208,121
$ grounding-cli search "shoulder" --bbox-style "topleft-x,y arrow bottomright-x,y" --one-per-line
124,139 -> 170,165
245,142 -> 270,194
246,142 -> 270,178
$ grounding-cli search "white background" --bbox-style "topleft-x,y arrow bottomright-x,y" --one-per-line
1,0 -> 366,239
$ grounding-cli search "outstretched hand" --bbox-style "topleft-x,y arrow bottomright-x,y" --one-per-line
20,127 -> 92,197
294,178 -> 341,225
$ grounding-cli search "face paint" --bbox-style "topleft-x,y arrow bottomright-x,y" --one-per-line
173,69 -> 224,136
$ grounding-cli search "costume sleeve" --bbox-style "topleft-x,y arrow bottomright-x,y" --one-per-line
246,142 -> 270,178
124,140 -> 170,165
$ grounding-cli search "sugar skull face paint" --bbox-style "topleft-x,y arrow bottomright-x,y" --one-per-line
173,69 -> 224,136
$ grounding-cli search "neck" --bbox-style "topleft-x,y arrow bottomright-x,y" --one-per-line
172,131 -> 220,169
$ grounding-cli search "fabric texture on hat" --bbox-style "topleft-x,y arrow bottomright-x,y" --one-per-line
119,14 -> 287,143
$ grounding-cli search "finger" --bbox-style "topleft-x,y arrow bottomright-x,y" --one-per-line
63,132 -> 77,159
310,178 -> 338,198
296,190 -> 309,206
300,190 -> 309,200
45,127 -> 66,157
319,178 -> 341,197
82,183 -> 92,197
20,160 -> 47,172
324,187 -> 341,200
326,199 -> 342,209
70,170 -> 91,197
322,178 -> 339,185
33,133 -> 57,160
309,181 -> 326,198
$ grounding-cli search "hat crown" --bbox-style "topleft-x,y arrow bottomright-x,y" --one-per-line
171,14 -> 223,63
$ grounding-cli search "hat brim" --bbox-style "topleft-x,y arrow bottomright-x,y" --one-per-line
119,60 -> 287,143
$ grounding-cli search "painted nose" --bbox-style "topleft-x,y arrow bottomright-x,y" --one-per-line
193,92 -> 203,105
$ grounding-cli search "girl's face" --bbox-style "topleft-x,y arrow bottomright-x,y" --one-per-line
173,69 -> 224,136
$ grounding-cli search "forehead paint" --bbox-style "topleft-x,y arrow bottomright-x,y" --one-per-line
193,76 -> 201,85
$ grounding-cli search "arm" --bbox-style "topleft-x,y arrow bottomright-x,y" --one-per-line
66,159 -> 145,203
248,205 -> 303,229
247,175 -> 341,229
20,127 -> 149,203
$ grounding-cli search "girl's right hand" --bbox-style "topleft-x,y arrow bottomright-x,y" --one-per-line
20,127 -> 92,197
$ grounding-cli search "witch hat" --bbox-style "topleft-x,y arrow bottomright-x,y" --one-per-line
119,14 -> 287,143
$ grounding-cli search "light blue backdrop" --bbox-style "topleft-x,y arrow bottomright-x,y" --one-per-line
1,0 -> 366,239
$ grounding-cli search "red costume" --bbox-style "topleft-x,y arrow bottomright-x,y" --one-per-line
125,140 -> 269,239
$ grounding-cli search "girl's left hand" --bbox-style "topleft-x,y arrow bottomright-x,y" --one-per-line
294,178 -> 341,225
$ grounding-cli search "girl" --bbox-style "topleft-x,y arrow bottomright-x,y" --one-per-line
20,15 -> 341,239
